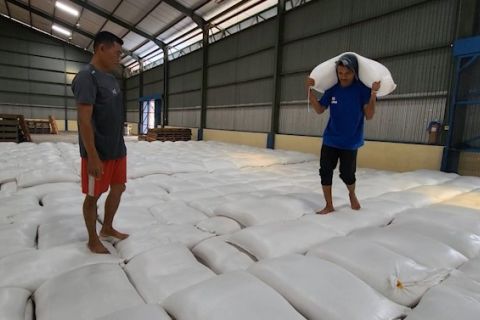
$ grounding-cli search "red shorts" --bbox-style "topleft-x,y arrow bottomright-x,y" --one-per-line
81,157 -> 127,197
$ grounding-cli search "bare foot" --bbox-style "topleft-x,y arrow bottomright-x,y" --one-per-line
349,193 -> 361,210
100,228 -> 129,241
316,206 -> 335,215
87,241 -> 110,254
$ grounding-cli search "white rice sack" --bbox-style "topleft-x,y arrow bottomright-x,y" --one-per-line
228,220 -> 339,260
399,169 -> 458,185
95,304 -> 171,320
188,195 -> 230,216
0,181 -> 17,194
0,224 -> 37,259
168,189 -> 222,202
249,254 -> 409,320
25,298 -> 33,320
214,195 -> 314,227
442,190 -> 480,210
192,236 -> 255,274
0,287 -> 31,320
202,159 -> 237,172
307,237 -> 449,306
38,216 -> 101,249
125,244 -> 215,304
404,278 -> 480,320
115,224 -> 213,261
210,183 -> 256,196
301,207 -> 393,235
441,271 -> 480,303
124,180 -> 169,197
150,201 -> 208,225
195,216 -> 242,235
16,169 -> 79,188
0,195 -> 40,217
407,185 -> 466,202
120,194 -> 167,208
97,206 -> 157,234
34,263 -> 144,320
281,192 -> 345,213
459,256 -> 480,282
15,182 -> 80,199
376,190 -> 437,208
351,226 -> 468,269
395,205 -> 480,236
163,271 -> 306,320
0,242 -> 120,292
445,176 -> 480,190
391,219 -> 480,259
309,52 -> 396,97
41,190 -> 84,207
127,162 -> 173,179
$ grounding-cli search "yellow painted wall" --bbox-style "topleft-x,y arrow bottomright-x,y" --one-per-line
358,141 -> 443,172
274,134 -> 442,172
55,120 -> 78,132
203,129 -> 267,148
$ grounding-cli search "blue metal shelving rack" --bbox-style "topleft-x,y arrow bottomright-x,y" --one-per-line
441,36 -> 480,173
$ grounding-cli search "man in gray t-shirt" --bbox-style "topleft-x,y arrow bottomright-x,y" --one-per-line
72,31 -> 129,254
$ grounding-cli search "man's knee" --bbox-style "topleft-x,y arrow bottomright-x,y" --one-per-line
110,183 -> 126,195
339,172 -> 356,185
83,195 -> 99,209
319,167 -> 334,186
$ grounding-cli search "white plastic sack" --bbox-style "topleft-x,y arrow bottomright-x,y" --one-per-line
38,216 -> 102,249
443,190 -> 480,210
97,206 -> 157,234
17,169 -> 79,188
34,263 -> 144,320
0,287 -> 31,320
192,236 -> 255,274
195,216 -> 242,235
249,254 -> 410,320
394,205 -> 480,236
0,195 -> 40,218
228,220 -> 339,260
0,224 -> 37,259
125,244 -> 215,303
309,52 -> 396,97
441,271 -> 480,303
351,226 -> 468,269
15,182 -> 80,199
391,219 -> 480,259
307,237 -> 449,306
214,195 -> 314,227
163,271 -> 306,320
301,207 -> 393,235
0,242 -> 121,292
150,201 -> 208,225
95,304 -> 171,320
459,256 -> 480,282
115,224 -> 213,261
404,279 -> 480,320
376,190 -> 437,208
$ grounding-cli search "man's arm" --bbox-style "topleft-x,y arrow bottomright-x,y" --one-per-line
306,77 -> 327,114
78,103 -> 103,178
363,81 -> 381,120
308,89 -> 327,114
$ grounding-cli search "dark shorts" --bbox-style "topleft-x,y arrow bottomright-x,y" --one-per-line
319,144 -> 357,186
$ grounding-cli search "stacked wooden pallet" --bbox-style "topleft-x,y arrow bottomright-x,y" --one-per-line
26,115 -> 59,134
146,128 -> 192,142
0,114 -> 32,143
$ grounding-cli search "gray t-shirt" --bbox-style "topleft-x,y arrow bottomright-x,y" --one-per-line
72,64 -> 126,160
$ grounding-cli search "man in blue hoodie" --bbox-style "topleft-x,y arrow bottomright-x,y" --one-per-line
306,53 -> 381,214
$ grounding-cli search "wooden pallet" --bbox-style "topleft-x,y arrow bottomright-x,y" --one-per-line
0,114 -> 31,143
146,128 -> 192,142
27,119 -> 51,134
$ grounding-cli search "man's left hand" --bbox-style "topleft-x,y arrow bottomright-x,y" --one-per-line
372,81 -> 381,92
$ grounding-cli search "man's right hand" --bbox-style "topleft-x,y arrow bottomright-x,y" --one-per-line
305,77 -> 315,91
88,155 -> 103,179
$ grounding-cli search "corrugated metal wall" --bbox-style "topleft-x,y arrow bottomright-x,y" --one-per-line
0,16 -> 92,123
279,0 -> 458,143
129,0 -> 477,145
